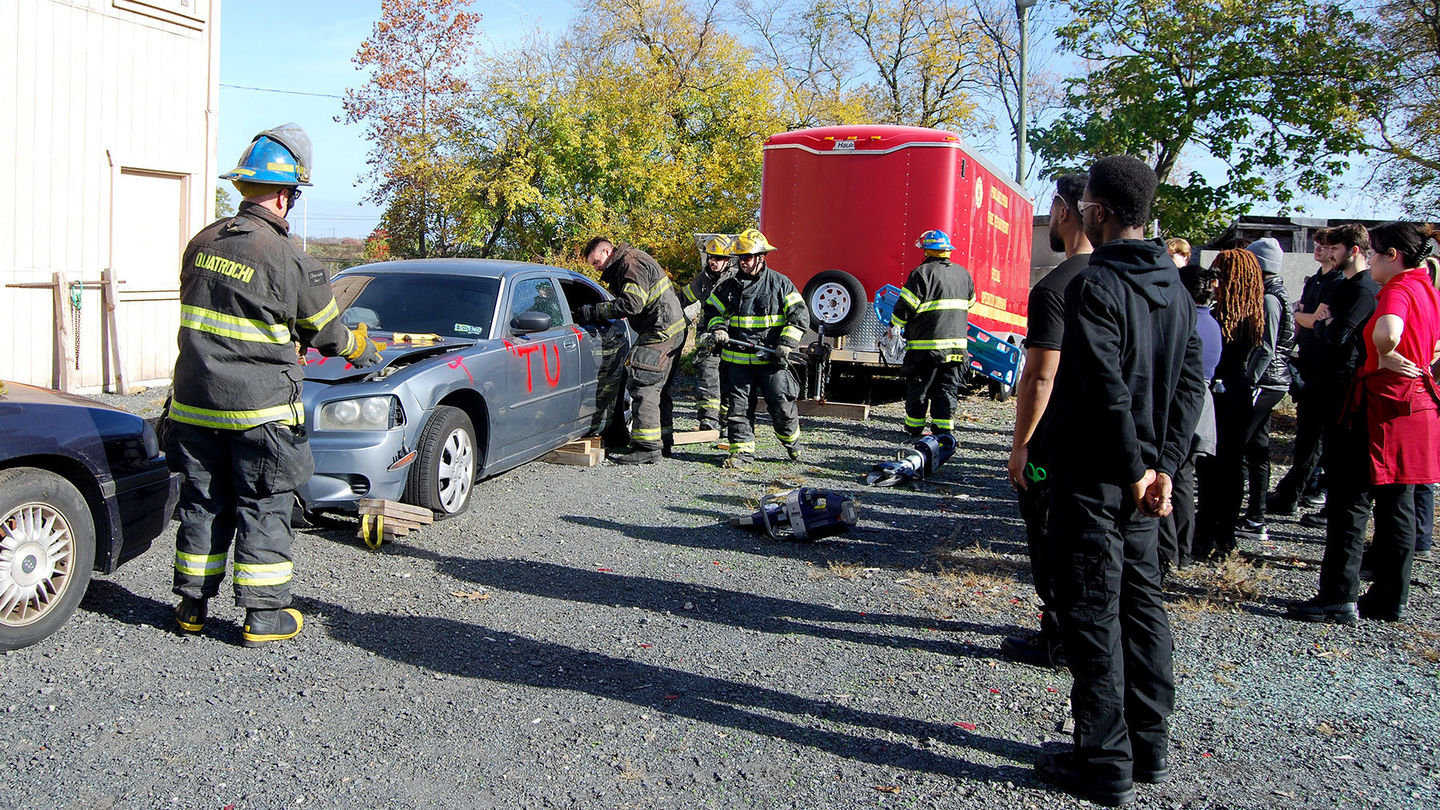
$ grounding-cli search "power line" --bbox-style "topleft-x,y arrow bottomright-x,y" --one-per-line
220,83 -> 343,99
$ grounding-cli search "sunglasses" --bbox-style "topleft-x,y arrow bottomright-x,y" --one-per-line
1076,200 -> 1108,216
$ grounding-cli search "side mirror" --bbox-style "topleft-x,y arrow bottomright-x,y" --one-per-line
510,310 -> 553,334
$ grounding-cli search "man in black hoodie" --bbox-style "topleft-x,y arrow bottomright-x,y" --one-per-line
1034,156 -> 1206,807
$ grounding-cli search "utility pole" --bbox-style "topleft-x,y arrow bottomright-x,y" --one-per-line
1016,0 -> 1038,183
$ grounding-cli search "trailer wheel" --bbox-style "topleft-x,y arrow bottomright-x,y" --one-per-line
990,336 -> 1026,402
803,270 -> 867,337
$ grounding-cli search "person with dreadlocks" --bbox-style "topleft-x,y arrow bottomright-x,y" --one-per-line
1200,242 -> 1294,560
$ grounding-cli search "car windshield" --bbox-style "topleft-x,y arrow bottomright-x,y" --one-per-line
333,272 -> 500,339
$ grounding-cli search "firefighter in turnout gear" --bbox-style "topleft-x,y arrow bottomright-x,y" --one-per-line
578,237 -> 687,464
685,235 -> 738,432
168,123 -> 381,646
889,229 -> 976,437
703,228 -> 810,468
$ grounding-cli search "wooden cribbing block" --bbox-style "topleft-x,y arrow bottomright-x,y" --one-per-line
670,429 -> 720,446
797,400 -> 869,420
540,437 -> 603,466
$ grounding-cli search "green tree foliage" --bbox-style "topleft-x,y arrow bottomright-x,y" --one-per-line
464,0 -> 787,274
1368,0 -> 1440,215
341,0 -> 483,258
1032,0 -> 1387,241
214,187 -> 235,219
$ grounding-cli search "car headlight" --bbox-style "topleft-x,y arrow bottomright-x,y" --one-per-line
316,396 -> 403,431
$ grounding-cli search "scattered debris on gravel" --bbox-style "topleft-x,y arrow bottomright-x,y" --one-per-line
4,381 -> 1436,809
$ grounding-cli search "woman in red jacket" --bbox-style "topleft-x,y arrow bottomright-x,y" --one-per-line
1291,221 -> 1440,623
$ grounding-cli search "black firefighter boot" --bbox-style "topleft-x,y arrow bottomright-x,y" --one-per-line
242,607 -> 304,647
610,447 -> 662,465
175,597 -> 207,634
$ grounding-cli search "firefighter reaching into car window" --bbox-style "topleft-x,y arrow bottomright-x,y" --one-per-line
888,229 -> 976,438
577,237 -> 688,464
167,123 -> 382,647
703,228 -> 811,468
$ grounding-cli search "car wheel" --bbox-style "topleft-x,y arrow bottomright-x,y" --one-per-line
803,270 -> 867,337
403,405 -> 476,517
0,467 -> 97,651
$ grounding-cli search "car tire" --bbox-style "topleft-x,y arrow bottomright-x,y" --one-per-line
803,270 -> 867,337
403,405 -> 477,517
0,467 -> 97,652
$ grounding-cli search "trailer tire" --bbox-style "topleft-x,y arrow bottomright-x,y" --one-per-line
803,270 -> 867,337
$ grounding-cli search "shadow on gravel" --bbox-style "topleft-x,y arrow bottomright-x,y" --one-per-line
426,556 -> 1018,654
304,595 -> 1041,784
81,579 -> 175,633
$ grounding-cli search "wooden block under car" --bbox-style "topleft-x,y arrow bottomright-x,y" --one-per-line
356,498 -> 434,535
540,437 -> 604,466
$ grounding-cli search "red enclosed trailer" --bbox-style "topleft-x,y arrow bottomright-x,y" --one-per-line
760,124 -> 1033,395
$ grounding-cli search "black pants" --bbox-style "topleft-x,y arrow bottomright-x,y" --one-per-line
696,349 -> 722,430
1159,452 -> 1199,566
1016,476 -> 1060,640
1048,479 -> 1174,783
1211,387 -> 1286,549
1416,484 -> 1435,553
1272,379 -> 1325,504
168,421 -> 312,609
721,361 -> 800,456
627,336 -> 683,451
902,351 -> 962,433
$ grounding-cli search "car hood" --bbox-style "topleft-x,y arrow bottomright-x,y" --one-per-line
300,334 -> 479,383
0,380 -> 125,413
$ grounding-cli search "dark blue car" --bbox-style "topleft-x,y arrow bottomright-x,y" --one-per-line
0,381 -> 180,650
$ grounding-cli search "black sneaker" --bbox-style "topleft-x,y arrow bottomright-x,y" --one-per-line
610,448 -> 661,465
1301,491 -> 1327,509
1286,597 -> 1358,625
1237,517 -> 1268,541
175,597 -> 207,634
1265,491 -> 1297,516
1415,549 -> 1433,563
1358,596 -> 1406,622
1035,751 -> 1135,807
242,607 -> 304,647
1299,509 -> 1327,529
1000,633 -> 1067,669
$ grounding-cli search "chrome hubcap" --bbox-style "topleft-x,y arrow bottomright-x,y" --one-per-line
811,282 -> 853,324
0,502 -> 76,627
436,428 -> 475,513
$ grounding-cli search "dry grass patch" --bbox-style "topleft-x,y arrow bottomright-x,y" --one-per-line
1407,628 -> 1440,665
1170,555 -> 1273,614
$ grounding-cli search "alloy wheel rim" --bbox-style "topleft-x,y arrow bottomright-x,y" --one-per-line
0,502 -> 76,627
436,429 -> 475,512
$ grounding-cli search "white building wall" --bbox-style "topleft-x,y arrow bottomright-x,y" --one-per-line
0,0 -> 219,391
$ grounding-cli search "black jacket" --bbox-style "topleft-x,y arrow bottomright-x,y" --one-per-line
594,244 -> 686,345
170,203 -> 355,430
1313,269 -> 1380,389
1039,239 -> 1206,484
1216,274 -> 1296,393
891,257 -> 975,355
703,267 -> 809,365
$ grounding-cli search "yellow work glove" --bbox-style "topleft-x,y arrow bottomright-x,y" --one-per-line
346,322 -> 382,367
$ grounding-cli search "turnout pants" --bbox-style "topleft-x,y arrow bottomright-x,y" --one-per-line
696,348 -> 722,431
1048,478 -> 1175,784
168,421 -> 312,609
721,361 -> 800,456
902,350 -> 962,433
627,336 -> 683,451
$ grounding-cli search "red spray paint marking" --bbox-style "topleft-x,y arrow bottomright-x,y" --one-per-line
447,356 -> 474,384
570,326 -> 585,340
542,344 -> 562,387
502,340 -> 560,392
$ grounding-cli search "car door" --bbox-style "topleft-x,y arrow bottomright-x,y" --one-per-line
490,274 -> 583,462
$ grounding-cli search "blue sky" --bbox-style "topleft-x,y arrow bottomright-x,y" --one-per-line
219,0 -> 1397,241
219,0 -> 572,239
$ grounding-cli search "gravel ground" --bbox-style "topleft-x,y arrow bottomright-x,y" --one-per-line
3,378 -> 1437,809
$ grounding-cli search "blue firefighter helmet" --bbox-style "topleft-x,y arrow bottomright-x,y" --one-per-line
220,123 -> 314,187
915,229 -> 954,251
